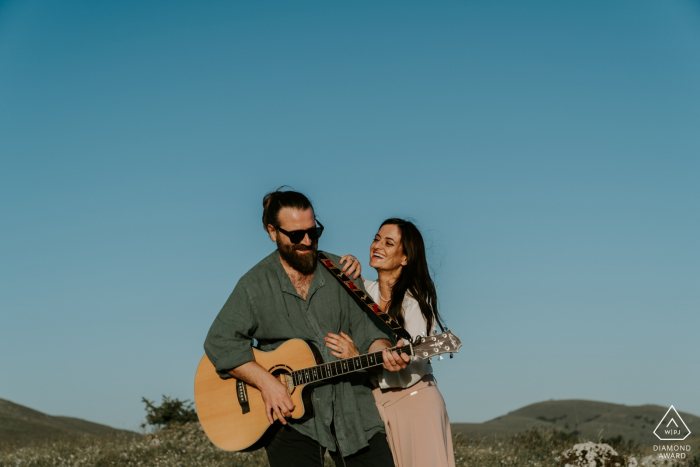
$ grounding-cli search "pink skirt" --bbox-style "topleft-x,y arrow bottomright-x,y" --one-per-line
372,375 -> 455,467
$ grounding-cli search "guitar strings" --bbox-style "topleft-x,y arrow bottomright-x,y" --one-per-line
290,346 -> 413,387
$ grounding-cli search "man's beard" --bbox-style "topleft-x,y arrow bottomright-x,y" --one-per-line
278,239 -> 318,275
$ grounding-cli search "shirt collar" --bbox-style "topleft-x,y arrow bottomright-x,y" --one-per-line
273,250 -> 325,299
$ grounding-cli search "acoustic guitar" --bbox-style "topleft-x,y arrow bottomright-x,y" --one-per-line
194,330 -> 462,451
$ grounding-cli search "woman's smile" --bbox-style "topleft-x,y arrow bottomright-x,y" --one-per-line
369,224 -> 407,271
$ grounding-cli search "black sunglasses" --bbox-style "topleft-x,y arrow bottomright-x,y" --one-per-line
277,220 -> 324,244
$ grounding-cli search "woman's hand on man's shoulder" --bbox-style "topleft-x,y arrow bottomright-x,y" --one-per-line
339,254 -> 362,280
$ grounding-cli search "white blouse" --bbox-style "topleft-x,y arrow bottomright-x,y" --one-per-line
364,280 -> 435,389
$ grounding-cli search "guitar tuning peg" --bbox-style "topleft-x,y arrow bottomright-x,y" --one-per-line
438,355 -> 444,361
449,353 -> 454,359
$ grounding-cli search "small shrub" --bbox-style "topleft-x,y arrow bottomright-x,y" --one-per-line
141,395 -> 198,430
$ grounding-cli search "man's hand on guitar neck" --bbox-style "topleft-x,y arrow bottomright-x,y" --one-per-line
228,362 -> 295,425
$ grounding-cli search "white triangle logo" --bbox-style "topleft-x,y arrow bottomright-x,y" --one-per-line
653,405 -> 691,441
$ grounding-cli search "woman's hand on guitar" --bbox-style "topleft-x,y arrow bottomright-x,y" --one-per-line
259,374 -> 295,425
339,255 -> 362,280
382,339 -> 411,372
325,332 -> 359,359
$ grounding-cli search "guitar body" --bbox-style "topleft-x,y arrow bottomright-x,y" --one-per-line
194,339 -> 319,451
194,330 -> 462,452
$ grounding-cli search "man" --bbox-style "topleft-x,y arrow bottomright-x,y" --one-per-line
204,189 -> 410,467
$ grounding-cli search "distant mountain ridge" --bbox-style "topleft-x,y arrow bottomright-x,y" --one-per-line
452,400 -> 699,446
0,398 -> 138,446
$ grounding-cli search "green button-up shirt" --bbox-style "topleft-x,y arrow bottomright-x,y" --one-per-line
204,250 -> 393,456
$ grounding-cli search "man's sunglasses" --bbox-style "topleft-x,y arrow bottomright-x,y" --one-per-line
277,220 -> 324,244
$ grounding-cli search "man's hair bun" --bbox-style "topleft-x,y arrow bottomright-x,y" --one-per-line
262,187 -> 313,231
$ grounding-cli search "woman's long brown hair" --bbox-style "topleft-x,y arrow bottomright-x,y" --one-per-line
381,218 -> 444,334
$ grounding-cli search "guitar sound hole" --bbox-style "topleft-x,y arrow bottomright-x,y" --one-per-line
270,365 -> 296,395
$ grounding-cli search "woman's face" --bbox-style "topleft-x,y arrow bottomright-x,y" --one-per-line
369,224 -> 407,272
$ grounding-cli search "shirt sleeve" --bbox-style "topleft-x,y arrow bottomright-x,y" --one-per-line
203,280 -> 258,379
349,304 -> 394,354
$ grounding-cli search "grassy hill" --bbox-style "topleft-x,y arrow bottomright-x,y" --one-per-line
452,399 -> 700,447
0,398 -> 138,448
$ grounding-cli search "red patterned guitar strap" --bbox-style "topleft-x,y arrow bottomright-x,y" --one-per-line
317,251 -> 413,342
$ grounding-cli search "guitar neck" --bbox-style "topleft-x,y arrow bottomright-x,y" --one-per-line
290,345 -> 413,387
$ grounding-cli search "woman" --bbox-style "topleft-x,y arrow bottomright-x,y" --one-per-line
327,218 -> 455,467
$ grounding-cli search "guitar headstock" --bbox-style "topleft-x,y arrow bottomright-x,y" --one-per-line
412,330 -> 462,360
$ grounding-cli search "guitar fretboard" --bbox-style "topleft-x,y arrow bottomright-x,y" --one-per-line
290,346 -> 412,387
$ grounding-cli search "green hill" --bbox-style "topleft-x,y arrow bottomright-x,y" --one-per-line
0,398 -> 138,448
452,399 -> 699,446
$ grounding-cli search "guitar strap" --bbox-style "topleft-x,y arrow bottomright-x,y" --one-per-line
317,251 -> 413,342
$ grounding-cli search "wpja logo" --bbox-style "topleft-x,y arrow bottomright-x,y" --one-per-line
652,405 -> 692,461
653,405 -> 691,441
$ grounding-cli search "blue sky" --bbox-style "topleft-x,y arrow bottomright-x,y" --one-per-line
1,0 -> 699,431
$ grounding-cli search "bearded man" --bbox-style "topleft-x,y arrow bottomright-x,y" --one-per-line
204,188 -> 410,467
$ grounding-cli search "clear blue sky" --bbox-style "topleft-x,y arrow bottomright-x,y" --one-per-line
1,0 -> 699,431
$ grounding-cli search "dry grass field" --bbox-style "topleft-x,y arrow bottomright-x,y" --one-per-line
2,422 -> 698,467
3,398 -> 699,467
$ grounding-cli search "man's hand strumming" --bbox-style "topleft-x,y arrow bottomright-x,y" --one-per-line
228,361 -> 296,425
259,374 -> 296,425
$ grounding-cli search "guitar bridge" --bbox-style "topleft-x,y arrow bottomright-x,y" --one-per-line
236,380 -> 250,414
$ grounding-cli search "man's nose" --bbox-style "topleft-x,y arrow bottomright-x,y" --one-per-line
300,233 -> 312,246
